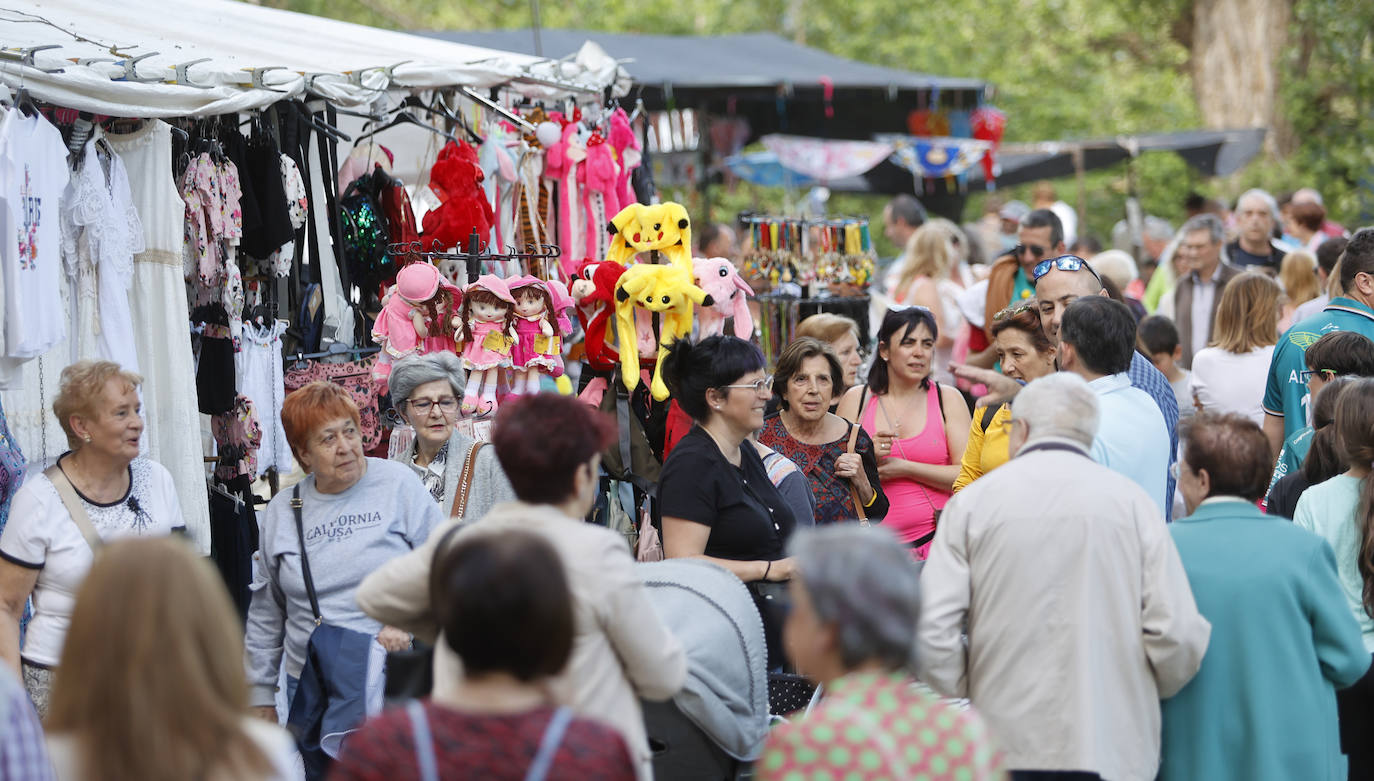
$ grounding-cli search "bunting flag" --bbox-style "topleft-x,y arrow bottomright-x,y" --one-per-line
879,135 -> 993,179
761,134 -> 895,181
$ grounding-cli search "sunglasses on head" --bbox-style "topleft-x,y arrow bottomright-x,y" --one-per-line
1031,254 -> 1104,287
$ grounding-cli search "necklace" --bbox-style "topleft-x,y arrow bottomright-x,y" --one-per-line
877,387 -> 924,436
700,424 -> 742,466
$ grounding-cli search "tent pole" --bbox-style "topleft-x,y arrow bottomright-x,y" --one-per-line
530,0 -> 544,57
699,104 -> 712,223
1073,145 -> 1086,238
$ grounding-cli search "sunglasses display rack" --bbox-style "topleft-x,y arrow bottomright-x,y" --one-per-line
738,214 -> 877,298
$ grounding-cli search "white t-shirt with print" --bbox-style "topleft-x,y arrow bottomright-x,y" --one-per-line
0,111 -> 69,359
0,457 -> 185,666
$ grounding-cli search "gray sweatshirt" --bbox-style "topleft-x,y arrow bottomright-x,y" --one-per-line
244,458 -> 441,706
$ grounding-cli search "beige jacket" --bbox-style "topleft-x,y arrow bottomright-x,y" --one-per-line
356,502 -> 686,780
917,439 -> 1210,781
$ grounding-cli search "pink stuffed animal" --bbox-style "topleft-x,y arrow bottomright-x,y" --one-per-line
693,257 -> 755,338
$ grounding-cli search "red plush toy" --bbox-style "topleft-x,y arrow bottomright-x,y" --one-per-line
420,141 -> 494,253
570,259 -> 625,371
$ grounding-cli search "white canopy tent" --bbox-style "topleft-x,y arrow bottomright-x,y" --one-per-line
0,0 -> 629,116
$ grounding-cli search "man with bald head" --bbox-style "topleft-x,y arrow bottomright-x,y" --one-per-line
954,253 -> 1181,517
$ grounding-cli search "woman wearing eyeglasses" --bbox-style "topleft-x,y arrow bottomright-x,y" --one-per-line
837,308 -> 971,560
659,335 -> 798,668
953,301 -> 1058,492
387,353 -> 514,520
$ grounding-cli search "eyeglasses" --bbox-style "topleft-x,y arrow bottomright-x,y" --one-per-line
408,397 -> 459,415
994,302 -> 1037,321
721,376 -> 775,394
1014,243 -> 1049,259
1300,368 -> 1336,382
1031,254 -> 1105,287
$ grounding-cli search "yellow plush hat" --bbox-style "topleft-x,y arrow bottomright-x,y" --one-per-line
605,202 -> 693,272
613,263 -> 711,400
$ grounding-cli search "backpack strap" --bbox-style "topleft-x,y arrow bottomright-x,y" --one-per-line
524,707 -> 574,781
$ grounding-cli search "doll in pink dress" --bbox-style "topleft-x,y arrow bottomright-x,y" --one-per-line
507,276 -> 565,396
373,262 -> 460,386
454,274 -> 517,415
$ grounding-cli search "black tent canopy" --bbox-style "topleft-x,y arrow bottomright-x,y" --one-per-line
418,29 -> 986,142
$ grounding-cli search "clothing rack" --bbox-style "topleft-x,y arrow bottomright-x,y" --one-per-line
388,229 -> 561,281
289,345 -> 381,362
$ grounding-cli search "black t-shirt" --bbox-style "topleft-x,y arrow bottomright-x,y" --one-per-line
1227,240 -> 1282,270
1265,471 -> 1311,520
659,427 -> 795,561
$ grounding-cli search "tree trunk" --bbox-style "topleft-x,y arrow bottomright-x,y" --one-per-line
1189,0 -> 1294,155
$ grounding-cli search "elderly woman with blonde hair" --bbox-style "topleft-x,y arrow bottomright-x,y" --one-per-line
0,360 -> 184,718
46,537 -> 296,780
387,352 -> 513,520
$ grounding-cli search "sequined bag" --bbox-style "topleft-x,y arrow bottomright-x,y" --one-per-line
339,171 -> 393,292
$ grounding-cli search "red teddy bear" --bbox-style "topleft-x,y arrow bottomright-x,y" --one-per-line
419,141 -> 494,253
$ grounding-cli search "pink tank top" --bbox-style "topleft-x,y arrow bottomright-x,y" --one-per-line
861,385 -> 952,559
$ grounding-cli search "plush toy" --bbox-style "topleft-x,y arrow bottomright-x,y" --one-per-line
420,141 -> 494,252
454,274 -> 517,415
605,202 -> 693,272
692,257 -> 755,339
373,262 -> 459,359
607,108 -> 642,210
507,276 -> 566,396
580,133 -> 622,264
614,264 -> 712,401
571,259 -> 627,371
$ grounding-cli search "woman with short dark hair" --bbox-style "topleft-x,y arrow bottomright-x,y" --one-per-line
335,531 -> 636,781
658,335 -> 798,668
759,338 -> 887,524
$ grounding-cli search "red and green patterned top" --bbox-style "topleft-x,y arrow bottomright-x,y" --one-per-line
756,671 -> 1006,780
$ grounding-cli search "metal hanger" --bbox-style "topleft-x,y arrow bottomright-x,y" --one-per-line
354,110 -> 455,144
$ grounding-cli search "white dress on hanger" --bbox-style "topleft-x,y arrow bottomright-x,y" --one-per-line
61,134 -> 143,372
106,120 -> 210,554
235,319 -> 292,477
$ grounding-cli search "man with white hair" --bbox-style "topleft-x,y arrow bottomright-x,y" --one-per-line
1227,189 -> 1294,271
919,372 -> 1210,781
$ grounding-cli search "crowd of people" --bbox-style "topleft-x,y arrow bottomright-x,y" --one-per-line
1,183 -> 1373,781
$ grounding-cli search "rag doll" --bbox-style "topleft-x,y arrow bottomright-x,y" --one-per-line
507,276 -> 565,396
454,274 -> 517,415
373,262 -> 445,359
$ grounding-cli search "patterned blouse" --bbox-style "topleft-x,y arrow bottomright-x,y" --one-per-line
757,672 -> 1006,780
758,415 -> 888,524
404,439 -> 449,504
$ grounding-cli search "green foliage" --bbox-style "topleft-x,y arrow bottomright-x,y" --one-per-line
276,0 -> 1373,236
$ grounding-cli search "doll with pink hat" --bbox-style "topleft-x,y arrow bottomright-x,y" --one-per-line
507,276 -> 566,396
454,274 -> 517,414
372,261 -> 462,359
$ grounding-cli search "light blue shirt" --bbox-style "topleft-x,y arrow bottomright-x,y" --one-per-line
1089,372 -> 1171,515
1294,474 -> 1374,651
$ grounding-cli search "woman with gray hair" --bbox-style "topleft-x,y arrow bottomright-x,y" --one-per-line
756,525 -> 1004,780
387,353 -> 514,520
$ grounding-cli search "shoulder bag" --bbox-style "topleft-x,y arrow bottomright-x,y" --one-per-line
284,485 -> 377,781
448,441 -> 486,520
44,464 -> 102,552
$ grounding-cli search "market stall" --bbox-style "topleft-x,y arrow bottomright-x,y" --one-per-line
0,0 -> 629,577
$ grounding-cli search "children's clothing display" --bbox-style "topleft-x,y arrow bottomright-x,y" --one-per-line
235,320 -> 292,477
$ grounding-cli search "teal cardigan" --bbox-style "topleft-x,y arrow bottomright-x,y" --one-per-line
1161,499 -> 1370,781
